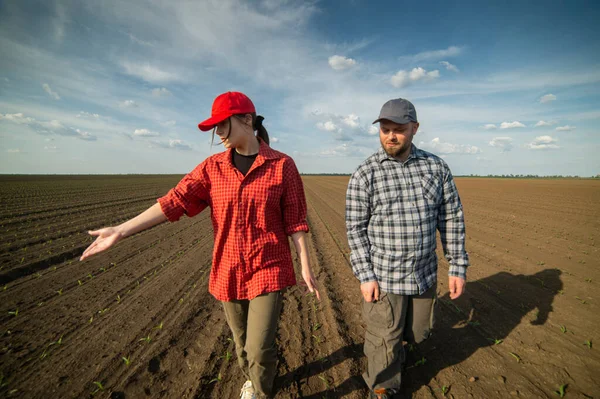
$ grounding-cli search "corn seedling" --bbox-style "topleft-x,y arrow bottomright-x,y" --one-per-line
8,309 -> 18,317
92,381 -> 104,394
98,308 -> 109,315
312,334 -> 323,344
78,280 -> 82,286
559,325 -> 567,334
312,323 -> 322,332
89,315 -> 94,323
219,350 -> 232,362
122,356 -> 131,366
318,374 -> 331,389
153,322 -> 164,330
407,356 -> 427,369
441,385 -> 449,395
575,296 -> 588,305
554,384 -> 567,397
99,267 -> 106,272
585,278 -> 592,283
584,340 -> 592,349
487,338 -> 503,345
209,373 -> 222,384
139,335 -> 151,343
116,294 -> 121,303
509,352 -> 521,363
56,288 -> 63,295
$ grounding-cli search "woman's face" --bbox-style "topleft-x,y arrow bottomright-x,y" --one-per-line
215,115 -> 253,148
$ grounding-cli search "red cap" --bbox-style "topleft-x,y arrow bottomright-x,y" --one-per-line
197,91 -> 256,131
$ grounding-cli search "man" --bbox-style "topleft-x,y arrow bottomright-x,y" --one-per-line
345,98 -> 469,399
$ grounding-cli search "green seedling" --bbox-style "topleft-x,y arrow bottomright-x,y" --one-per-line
116,294 -> 121,303
554,384 -> 567,397
537,261 -> 545,266
8,309 -> 18,317
98,308 -> 110,315
585,278 -> 592,283
575,296 -> 588,305
318,374 -> 331,389
153,322 -> 164,330
209,373 -> 222,384
38,302 -> 44,307
78,280 -> 83,286
487,338 -> 503,345
89,315 -> 94,323
557,290 -> 564,295
139,335 -> 151,343
92,381 -> 104,394
56,288 -> 63,295
312,323 -> 322,332
312,334 -> 323,344
408,343 -> 416,352
584,340 -> 592,349
35,272 -> 42,278
122,356 -> 130,366
87,273 -> 93,279
509,352 -> 521,363
441,385 -> 449,395
99,267 -> 106,272
220,350 -> 232,362
559,325 -> 567,334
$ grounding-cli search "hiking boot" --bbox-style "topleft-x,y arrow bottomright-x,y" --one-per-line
239,380 -> 256,399
369,388 -> 392,399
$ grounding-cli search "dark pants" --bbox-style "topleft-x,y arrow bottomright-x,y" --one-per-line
222,291 -> 284,398
362,284 -> 437,391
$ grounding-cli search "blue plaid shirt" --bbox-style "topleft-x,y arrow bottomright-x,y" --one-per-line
345,145 -> 469,295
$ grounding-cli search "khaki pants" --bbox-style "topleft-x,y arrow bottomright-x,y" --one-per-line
222,291 -> 284,398
362,285 -> 437,391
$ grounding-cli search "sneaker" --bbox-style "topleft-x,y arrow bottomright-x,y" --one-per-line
369,388 -> 394,399
240,380 -> 256,399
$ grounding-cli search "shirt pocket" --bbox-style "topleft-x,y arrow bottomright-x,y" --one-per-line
420,174 -> 442,207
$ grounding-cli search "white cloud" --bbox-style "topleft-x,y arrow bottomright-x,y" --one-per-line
368,125 -> 379,135
328,55 -> 356,71
121,61 -> 181,83
406,46 -> 463,62
555,125 -> 575,131
162,120 -> 177,127
151,87 -> 172,97
42,83 -> 60,100
316,121 -> 338,132
489,137 -> 514,152
418,138 -> 481,154
439,61 -> 459,72
482,124 -> 497,130
1,112 -> 96,140
44,145 -> 58,151
342,113 -> 360,128
150,139 -> 192,151
271,137 -> 280,143
500,121 -> 526,129
134,128 -> 160,137
77,111 -> 101,119
390,67 -> 440,88
526,135 -> 559,150
534,120 -> 554,127
120,100 -> 139,108
539,94 -> 556,103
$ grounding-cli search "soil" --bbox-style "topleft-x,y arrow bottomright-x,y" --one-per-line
0,175 -> 598,398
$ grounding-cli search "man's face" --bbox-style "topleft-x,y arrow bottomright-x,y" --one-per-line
379,120 -> 419,158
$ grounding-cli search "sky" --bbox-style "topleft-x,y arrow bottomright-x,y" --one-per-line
1,0 -> 599,176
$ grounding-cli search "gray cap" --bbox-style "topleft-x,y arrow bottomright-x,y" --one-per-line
373,98 -> 418,125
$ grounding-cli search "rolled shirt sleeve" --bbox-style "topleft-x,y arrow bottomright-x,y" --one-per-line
158,161 -> 211,222
281,158 -> 309,235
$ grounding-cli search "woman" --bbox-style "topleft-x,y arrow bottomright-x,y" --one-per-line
80,91 -> 320,399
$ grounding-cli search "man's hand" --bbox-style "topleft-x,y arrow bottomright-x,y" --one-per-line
449,276 -> 466,299
361,281 -> 380,302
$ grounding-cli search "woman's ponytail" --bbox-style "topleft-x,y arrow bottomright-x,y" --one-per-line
253,114 -> 269,145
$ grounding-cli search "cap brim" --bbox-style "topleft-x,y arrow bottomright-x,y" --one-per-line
372,116 -> 416,125
197,113 -> 231,131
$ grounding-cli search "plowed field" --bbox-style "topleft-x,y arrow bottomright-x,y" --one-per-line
1,175 -> 599,398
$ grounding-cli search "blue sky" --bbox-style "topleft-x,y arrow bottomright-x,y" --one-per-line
1,0 -> 599,176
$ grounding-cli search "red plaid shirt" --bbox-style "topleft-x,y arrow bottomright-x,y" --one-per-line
158,140 -> 308,301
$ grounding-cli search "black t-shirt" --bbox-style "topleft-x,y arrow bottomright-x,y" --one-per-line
232,150 -> 258,176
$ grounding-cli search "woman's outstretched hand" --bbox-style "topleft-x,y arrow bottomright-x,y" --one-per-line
301,265 -> 321,301
80,227 -> 123,261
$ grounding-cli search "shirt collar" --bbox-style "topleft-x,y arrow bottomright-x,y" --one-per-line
214,138 -> 280,163
377,144 -> 426,164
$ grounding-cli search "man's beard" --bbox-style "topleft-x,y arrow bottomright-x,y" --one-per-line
381,140 -> 411,158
